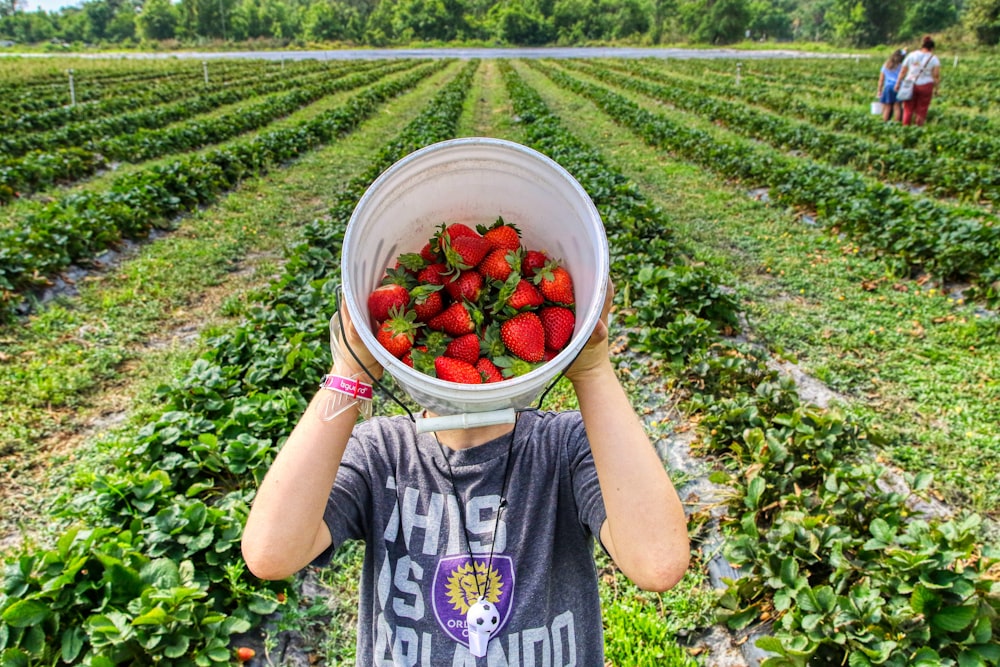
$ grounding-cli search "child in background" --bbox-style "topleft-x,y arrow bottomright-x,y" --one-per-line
877,49 -> 905,122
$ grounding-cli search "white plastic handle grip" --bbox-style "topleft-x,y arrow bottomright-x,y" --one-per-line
414,409 -> 517,434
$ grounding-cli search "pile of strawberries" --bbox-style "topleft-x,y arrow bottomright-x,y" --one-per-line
365,218 -> 576,384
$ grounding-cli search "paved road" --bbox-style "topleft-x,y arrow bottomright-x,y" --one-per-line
4,46 -> 862,61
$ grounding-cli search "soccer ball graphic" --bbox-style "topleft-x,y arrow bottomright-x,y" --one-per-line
467,599 -> 500,657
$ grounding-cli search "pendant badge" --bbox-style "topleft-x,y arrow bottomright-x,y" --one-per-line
466,597 -> 500,657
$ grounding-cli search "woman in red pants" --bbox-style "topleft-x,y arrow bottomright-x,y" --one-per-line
896,35 -> 941,126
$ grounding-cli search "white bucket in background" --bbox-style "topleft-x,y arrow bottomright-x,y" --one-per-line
870,101 -> 884,115
340,137 -> 609,424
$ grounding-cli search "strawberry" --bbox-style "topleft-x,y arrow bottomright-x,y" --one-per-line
437,222 -> 480,249
376,308 -> 420,359
445,333 -> 481,365
367,283 -> 410,323
444,269 -> 483,302
478,248 -> 517,282
476,357 -> 504,383
420,241 -> 440,263
444,234 -> 491,271
537,262 -> 575,305
411,284 -> 444,322
500,311 -> 545,363
428,302 -> 478,336
478,218 -> 521,251
540,306 -> 575,351
522,250 -> 548,278
507,278 -> 544,310
417,262 -> 449,286
435,357 -> 483,384
236,647 -> 256,662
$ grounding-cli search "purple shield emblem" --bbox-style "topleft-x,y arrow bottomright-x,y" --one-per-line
432,555 -> 515,649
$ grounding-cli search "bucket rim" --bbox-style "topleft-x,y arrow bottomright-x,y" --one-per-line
341,137 -> 610,406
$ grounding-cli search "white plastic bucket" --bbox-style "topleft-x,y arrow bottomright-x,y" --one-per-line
341,137 -> 610,426
870,101 -> 884,115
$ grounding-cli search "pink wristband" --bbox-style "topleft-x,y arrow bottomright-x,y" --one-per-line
319,374 -> 374,400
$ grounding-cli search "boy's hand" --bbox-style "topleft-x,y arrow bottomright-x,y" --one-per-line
564,280 -> 614,384
332,306 -> 383,380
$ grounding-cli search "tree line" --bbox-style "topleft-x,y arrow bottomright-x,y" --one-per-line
1,0 -> 999,51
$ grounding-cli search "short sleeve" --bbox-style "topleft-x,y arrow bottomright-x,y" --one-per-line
562,413 -> 608,542
311,434 -> 373,567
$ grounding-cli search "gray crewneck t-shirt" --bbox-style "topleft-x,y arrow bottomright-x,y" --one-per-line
316,409 -> 608,666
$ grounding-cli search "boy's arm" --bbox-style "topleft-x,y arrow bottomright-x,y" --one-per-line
241,308 -> 382,581
565,283 -> 690,592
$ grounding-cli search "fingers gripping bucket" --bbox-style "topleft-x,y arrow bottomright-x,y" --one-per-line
341,138 -> 609,431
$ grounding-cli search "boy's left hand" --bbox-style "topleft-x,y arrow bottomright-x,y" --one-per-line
565,280 -> 614,383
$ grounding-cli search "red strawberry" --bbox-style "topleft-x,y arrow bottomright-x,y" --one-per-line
417,262 -> 449,286
507,278 -> 544,310
476,358 -> 504,383
522,250 -> 548,278
411,284 -> 444,322
435,357 -> 483,384
539,306 -> 575,351
537,263 -> 575,305
420,242 -> 440,263
367,284 -> 410,323
376,308 -> 420,359
437,222 -> 480,249
445,333 -> 481,365
500,312 -> 545,363
445,234 -> 491,271
445,269 -> 483,302
478,218 -> 521,251
428,302 -> 477,336
478,248 -> 516,282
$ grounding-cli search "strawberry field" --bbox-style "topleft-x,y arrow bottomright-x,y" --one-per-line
1,54 -> 998,665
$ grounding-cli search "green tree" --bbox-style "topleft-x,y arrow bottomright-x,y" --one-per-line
138,0 -> 178,39
487,0 -> 553,43
747,0 -> 794,39
678,0 -> 750,43
899,0 -> 958,38
826,0 -> 905,45
54,6 -> 91,41
0,8 -> 56,41
1,0 -> 27,18
303,0 -> 361,40
963,0 -> 1000,44
391,0 -> 465,41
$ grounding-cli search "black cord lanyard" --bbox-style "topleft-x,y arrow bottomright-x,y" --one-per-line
434,413 -> 520,600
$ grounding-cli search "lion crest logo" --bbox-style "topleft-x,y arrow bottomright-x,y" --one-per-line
433,555 -> 514,648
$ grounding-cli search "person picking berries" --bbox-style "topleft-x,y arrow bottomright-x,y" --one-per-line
242,277 -> 690,665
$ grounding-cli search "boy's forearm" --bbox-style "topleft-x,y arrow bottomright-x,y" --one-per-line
241,374 -> 359,580
572,362 -> 689,591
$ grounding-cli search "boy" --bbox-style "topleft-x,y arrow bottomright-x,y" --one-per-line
242,282 -> 690,665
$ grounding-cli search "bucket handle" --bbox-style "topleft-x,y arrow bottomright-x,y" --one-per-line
414,409 -> 517,434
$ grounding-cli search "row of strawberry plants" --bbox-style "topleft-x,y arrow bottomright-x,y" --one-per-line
532,61 -> 1000,301
605,61 -> 1000,190
0,59 -> 343,159
688,343 -> 999,665
511,60 -> 1000,665
571,60 -> 1000,209
1,60 -> 409,197
0,60 -> 285,135
0,60 -> 443,321
0,60 -> 478,666
4,64 -> 220,115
